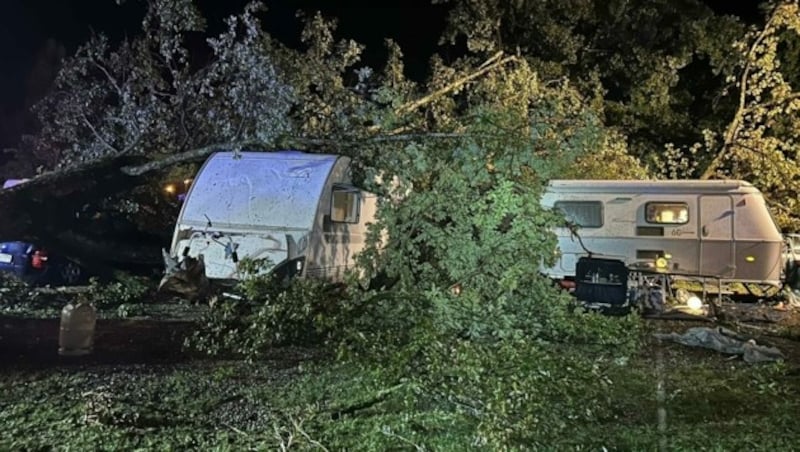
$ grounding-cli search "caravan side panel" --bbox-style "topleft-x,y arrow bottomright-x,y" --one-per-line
541,180 -> 784,286
542,190 -> 703,277
304,158 -> 379,283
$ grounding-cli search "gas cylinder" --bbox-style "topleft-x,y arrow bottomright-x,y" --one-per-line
58,301 -> 97,356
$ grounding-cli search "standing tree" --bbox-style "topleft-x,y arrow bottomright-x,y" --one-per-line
699,1 -> 800,229
438,0 -> 746,165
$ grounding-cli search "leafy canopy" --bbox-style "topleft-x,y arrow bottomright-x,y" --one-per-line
34,0 -> 293,168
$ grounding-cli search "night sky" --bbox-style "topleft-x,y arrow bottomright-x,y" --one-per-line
0,0 -> 762,150
0,0 -> 447,150
0,1 -> 446,107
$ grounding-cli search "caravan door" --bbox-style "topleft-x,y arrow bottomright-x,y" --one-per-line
699,195 -> 734,278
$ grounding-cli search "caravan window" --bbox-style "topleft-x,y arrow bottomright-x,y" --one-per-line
554,201 -> 603,228
331,187 -> 360,223
646,202 -> 689,224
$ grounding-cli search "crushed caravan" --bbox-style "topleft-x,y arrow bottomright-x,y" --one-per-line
541,179 -> 785,295
163,151 -> 378,287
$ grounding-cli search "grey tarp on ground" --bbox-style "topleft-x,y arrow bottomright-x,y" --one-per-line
654,327 -> 784,363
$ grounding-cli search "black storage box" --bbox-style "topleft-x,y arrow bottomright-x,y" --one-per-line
574,257 -> 628,305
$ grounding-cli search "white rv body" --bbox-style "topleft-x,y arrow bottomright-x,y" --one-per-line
540,180 -> 784,288
169,151 -> 377,283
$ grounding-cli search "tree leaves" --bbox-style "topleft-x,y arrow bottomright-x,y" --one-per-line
441,0 -> 747,158
34,0 -> 293,168
701,1 -> 800,228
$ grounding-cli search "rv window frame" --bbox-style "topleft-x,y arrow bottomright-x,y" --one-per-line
554,200 -> 604,228
645,202 -> 689,225
330,186 -> 361,224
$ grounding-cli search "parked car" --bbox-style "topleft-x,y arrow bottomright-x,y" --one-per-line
0,241 -> 85,286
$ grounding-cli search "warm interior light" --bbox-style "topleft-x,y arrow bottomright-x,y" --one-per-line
687,296 -> 703,310
164,184 -> 177,194
663,253 -> 672,259
745,255 -> 756,263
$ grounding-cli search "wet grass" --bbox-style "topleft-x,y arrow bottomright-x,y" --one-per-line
560,322 -> 800,450
0,358 -> 314,450
2,292 -> 800,449
1,323 -> 799,450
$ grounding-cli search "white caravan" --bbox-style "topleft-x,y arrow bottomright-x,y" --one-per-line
540,180 -> 785,292
168,151 -> 378,283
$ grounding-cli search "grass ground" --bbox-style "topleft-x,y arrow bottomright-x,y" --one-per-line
1,300 -> 800,450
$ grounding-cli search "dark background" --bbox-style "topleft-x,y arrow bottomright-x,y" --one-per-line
0,0 -> 762,152
0,0 -> 449,151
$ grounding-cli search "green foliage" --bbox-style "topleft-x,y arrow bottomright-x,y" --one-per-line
563,129 -> 652,179
33,0 -> 293,168
653,135 -> 711,179
87,275 -> 150,306
359,63 -> 601,291
83,274 -> 151,318
0,362 -> 314,451
0,273 -> 67,318
440,0 -> 747,159
3,337 -> 800,451
0,273 -> 33,307
187,260 -> 340,359
318,58 -> 649,447
279,12 -> 372,140
699,1 -> 800,229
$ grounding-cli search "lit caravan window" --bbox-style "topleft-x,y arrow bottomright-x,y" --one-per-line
554,201 -> 603,228
331,187 -> 360,223
646,202 -> 689,224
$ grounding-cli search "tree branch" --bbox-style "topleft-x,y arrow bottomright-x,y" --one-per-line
745,92 -> 800,114
91,60 -> 124,98
701,10 -> 780,180
385,51 -> 517,122
120,142 -> 249,176
369,132 -> 465,142
120,133 -> 467,176
81,113 -> 120,154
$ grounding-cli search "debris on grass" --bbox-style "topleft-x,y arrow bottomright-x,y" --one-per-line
654,326 -> 785,363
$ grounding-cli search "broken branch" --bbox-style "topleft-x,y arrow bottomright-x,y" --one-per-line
701,8 -> 781,180
396,51 -> 515,116
120,142 -> 254,176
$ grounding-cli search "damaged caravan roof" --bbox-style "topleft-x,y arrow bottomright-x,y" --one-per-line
179,151 -> 338,231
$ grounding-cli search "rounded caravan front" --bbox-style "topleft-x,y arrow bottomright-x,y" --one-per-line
540,179 -> 784,293
169,151 -> 378,283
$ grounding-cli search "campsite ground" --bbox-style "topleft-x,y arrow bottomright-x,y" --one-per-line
1,297 -> 800,449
